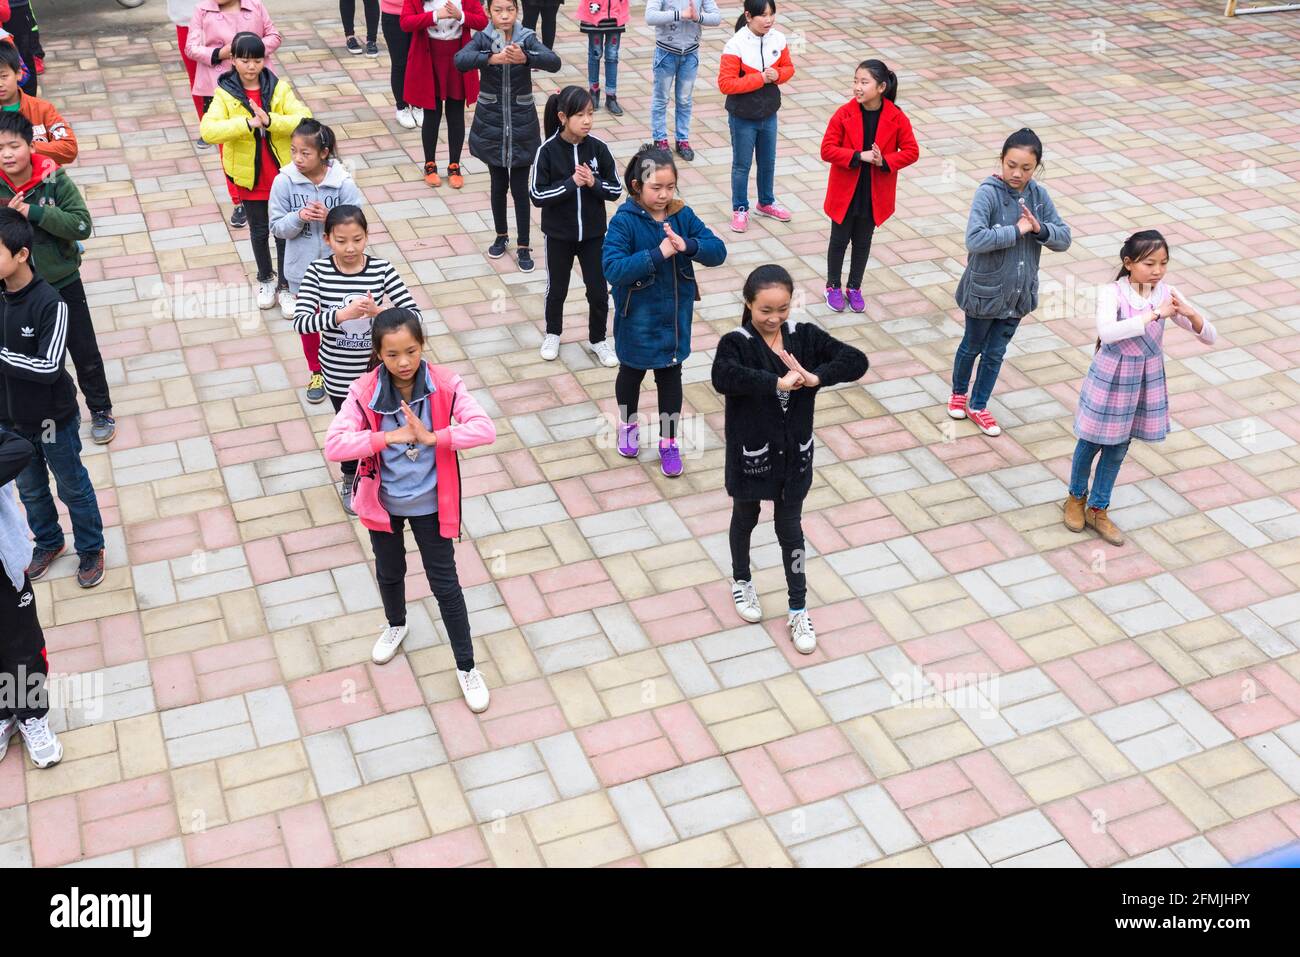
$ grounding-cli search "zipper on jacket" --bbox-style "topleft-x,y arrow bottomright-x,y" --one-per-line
502,52 -> 512,169
574,143 -> 583,242
672,215 -> 680,364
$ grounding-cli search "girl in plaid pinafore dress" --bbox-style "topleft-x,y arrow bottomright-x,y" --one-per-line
1065,230 -> 1216,546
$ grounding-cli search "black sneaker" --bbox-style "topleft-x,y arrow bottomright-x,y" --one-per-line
589,86 -> 600,110
605,94 -> 623,117
340,475 -> 356,515
76,550 -> 105,589
229,204 -> 247,229
365,40 -> 379,57
91,411 -> 116,445
195,137 -> 212,152
26,544 -> 65,581
345,36 -> 363,55
517,247 -> 535,272
675,140 -> 695,162
487,235 -> 509,259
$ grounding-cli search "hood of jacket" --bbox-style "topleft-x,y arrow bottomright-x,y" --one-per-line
368,361 -> 436,416
217,66 -> 280,113
282,158 -> 351,190
481,22 -> 537,51
619,196 -> 686,221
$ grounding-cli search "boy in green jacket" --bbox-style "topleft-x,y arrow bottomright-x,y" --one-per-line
0,110 -> 113,444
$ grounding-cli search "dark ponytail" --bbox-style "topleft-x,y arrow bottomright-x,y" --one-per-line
1115,230 -> 1169,281
543,85 -> 594,140
292,118 -> 339,161
1001,127 -> 1043,165
858,59 -> 898,102
741,264 -> 794,326
368,308 -> 426,371
735,0 -> 775,31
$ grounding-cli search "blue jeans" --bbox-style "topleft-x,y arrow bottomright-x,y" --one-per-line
587,33 -> 620,95
15,416 -> 105,557
1069,439 -> 1131,510
728,112 -> 777,211
950,315 -> 1022,411
651,48 -> 699,143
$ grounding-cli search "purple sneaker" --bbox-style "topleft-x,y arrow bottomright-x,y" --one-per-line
846,288 -> 866,313
825,285 -> 845,312
659,441 -> 683,477
618,421 -> 639,458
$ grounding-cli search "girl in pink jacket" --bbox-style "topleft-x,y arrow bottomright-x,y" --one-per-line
325,309 -> 497,712
579,0 -> 629,115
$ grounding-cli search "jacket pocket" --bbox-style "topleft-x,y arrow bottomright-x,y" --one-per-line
796,436 -> 814,473
741,442 -> 771,477
515,94 -> 536,107
478,91 -> 498,104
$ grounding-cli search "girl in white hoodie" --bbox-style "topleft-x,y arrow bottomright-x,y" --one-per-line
270,119 -> 364,404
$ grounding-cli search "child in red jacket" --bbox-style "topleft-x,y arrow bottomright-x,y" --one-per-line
819,59 -> 918,316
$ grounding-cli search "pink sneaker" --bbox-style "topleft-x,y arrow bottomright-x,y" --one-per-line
618,421 -> 639,458
659,440 -> 683,477
968,408 -> 1001,436
653,138 -> 670,151
825,286 -> 845,312
947,394 -> 968,420
730,209 -> 749,233
754,201 -> 791,223
846,288 -> 866,313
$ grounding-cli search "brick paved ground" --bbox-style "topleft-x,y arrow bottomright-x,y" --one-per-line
3,0 -> 1300,867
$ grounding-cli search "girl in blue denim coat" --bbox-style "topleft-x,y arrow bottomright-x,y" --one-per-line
602,142 -> 727,477
945,128 -> 1071,437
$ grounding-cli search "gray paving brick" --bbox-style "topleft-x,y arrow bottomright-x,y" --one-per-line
304,729 -> 363,796
649,756 -> 738,806
536,732 -> 599,799
454,743 -> 544,790
608,779 -> 677,852
664,787 -> 757,838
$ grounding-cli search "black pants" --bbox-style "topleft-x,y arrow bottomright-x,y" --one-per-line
241,199 -> 287,283
329,394 -> 358,477
826,213 -> 875,289
381,12 -> 409,108
615,363 -> 683,440
340,0 -> 379,42
544,236 -> 608,341
6,5 -> 37,96
730,498 -> 807,610
59,278 -> 112,415
488,165 -> 532,248
422,99 -> 465,168
0,573 -> 48,722
522,3 -> 558,50
369,513 -> 474,671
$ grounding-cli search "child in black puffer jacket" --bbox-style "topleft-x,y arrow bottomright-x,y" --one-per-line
455,0 -> 560,272
710,264 -> 868,656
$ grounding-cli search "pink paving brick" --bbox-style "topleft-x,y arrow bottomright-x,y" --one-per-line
1045,798 -> 1126,867
906,789 -> 999,843
28,795 -> 81,867
786,754 -> 874,804
589,737 -> 682,788
956,751 -> 1033,815
82,805 -> 180,858
185,815 -> 282,867
367,659 -> 426,713
653,702 -> 720,764
279,802 -> 340,868
767,726 -> 850,772
391,827 -> 489,867
430,700 -> 490,760
883,762 -> 971,810
728,747 -> 798,814
1206,810 -> 1300,864
483,705 -> 570,749
577,712 -> 662,757
77,774 -> 171,823
1107,803 -> 1198,857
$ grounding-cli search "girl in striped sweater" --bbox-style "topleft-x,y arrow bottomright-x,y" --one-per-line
293,205 -> 420,513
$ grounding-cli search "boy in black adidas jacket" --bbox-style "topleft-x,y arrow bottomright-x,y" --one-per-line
0,207 -> 104,589
711,264 -> 867,655
529,86 -> 622,367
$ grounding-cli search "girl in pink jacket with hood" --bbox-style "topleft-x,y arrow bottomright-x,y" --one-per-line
325,308 -> 497,712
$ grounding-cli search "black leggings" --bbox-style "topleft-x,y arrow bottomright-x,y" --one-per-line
341,0 -> 379,42
241,199 -> 287,284
826,213 -> 875,289
615,364 -> 683,440
730,498 -> 807,610
522,3 -> 559,50
544,236 -> 608,341
61,279 -> 112,415
422,99 -> 466,168
0,574 -> 48,721
329,394 -> 358,477
369,513 -> 474,671
488,164 -> 532,247
381,12 -> 409,108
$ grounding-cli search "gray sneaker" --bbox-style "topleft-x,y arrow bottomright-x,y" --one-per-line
0,717 -> 16,763
19,715 -> 63,769
91,411 -> 116,444
340,475 -> 356,515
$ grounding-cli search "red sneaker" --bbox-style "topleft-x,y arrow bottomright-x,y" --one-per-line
968,408 -> 1002,436
946,393 -> 968,420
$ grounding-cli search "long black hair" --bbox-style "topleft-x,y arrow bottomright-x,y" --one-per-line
292,118 -> 339,162
858,59 -> 898,103
368,308 -> 426,371
230,31 -> 266,60
543,85 -> 594,140
324,204 -> 367,235
1116,230 -> 1169,280
623,142 -> 677,199
741,264 -> 794,326
735,0 -> 775,31
1001,127 -> 1043,165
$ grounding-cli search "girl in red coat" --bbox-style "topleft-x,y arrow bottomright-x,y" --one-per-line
401,0 -> 488,189
819,59 -> 918,315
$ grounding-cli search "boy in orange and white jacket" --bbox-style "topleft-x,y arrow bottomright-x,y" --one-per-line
0,42 -> 73,164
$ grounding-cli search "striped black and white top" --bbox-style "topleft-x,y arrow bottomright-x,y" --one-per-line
293,255 -> 420,398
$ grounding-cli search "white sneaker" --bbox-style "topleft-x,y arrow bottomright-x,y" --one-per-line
255,280 -> 277,310
413,107 -> 425,127
732,578 -> 762,623
19,715 -> 63,768
0,716 -> 16,763
278,288 -> 295,319
789,610 -> 817,655
539,333 -> 561,361
457,667 -> 490,713
371,624 -> 409,664
589,339 -> 618,368
396,106 -> 417,130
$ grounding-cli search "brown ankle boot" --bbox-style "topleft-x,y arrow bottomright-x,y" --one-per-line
1085,507 -> 1124,546
1064,493 -> 1087,532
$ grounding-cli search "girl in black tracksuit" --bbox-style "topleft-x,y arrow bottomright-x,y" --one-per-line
711,264 -> 868,655
529,85 -> 622,366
